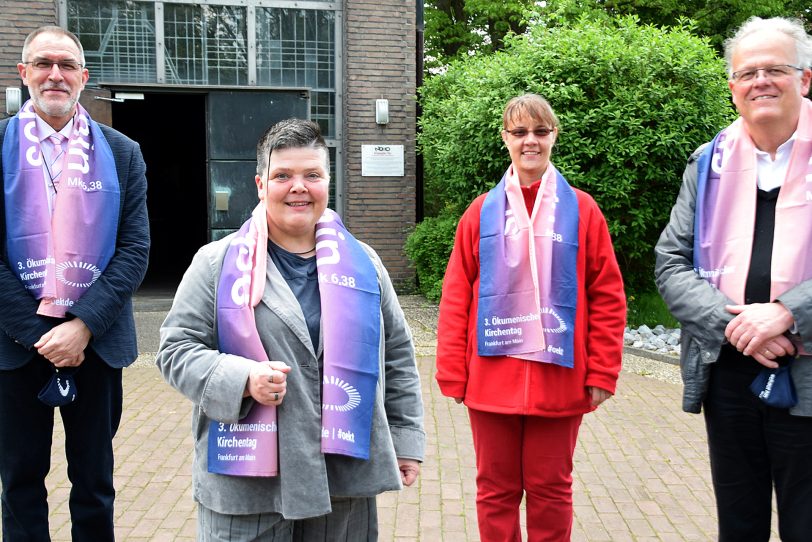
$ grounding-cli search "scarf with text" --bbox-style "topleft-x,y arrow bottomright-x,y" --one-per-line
477,165 -> 578,367
3,100 -> 119,317
209,206 -> 381,476
694,99 -> 812,318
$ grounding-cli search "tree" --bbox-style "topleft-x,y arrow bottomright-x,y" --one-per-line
424,0 -> 811,71
423,0 -> 536,70
545,0 -> 811,52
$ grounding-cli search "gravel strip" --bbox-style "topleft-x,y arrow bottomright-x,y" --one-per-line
621,351 -> 682,385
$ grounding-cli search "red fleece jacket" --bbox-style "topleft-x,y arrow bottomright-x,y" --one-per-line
435,186 -> 626,417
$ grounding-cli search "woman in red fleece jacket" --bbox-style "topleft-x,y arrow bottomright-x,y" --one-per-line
436,94 -> 626,541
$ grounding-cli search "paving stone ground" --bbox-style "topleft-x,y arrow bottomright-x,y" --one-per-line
10,295 -> 781,540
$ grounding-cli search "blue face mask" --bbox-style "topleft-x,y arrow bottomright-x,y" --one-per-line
750,364 -> 797,409
38,367 -> 78,407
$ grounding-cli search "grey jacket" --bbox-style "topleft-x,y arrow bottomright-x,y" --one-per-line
156,234 -> 425,519
654,144 -> 812,416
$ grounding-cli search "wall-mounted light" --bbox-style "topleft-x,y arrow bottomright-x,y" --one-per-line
375,99 -> 389,125
5,88 -> 21,115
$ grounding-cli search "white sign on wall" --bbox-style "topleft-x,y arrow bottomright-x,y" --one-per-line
361,145 -> 404,177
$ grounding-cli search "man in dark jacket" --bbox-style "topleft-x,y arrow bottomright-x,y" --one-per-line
0,25 -> 149,541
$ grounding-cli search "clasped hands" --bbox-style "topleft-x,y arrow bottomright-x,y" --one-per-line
245,361 -> 291,406
34,319 -> 92,368
725,302 -> 796,368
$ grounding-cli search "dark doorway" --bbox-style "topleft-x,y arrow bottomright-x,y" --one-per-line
111,93 -> 207,290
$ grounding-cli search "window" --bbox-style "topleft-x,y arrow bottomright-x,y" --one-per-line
68,0 -> 157,83
163,3 -> 248,85
256,8 -> 335,137
67,1 -> 338,136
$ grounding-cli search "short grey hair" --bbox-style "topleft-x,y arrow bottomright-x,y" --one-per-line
724,17 -> 812,76
22,26 -> 86,65
256,118 -> 329,177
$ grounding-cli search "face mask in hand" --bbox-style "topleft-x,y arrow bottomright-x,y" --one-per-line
750,363 -> 797,409
38,367 -> 78,407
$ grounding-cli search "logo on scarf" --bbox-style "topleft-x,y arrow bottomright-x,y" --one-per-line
315,225 -> 345,266
711,133 -> 730,174
55,261 -> 102,288
228,236 -> 255,305
541,306 -> 567,334
322,375 -> 362,412
19,105 -> 42,167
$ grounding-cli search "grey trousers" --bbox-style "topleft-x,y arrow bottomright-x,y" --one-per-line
198,497 -> 378,542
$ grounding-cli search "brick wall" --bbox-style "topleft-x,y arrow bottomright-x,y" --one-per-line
0,1 -> 56,116
344,0 -> 417,290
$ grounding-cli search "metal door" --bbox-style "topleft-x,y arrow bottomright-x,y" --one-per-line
207,89 -> 309,240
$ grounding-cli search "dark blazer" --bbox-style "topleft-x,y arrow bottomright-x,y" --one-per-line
0,117 -> 150,369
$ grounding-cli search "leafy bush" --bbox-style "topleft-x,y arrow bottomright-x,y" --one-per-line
404,212 -> 459,301
413,15 -> 735,294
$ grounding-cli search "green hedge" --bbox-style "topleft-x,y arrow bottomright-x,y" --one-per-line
404,212 -> 459,302
410,16 -> 735,298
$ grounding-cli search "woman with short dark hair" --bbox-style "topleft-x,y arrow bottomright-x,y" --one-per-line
158,118 -> 425,541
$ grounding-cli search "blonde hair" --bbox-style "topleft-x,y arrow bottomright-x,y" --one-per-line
503,94 -> 559,130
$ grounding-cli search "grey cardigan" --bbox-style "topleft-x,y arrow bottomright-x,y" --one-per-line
654,144 -> 812,416
156,234 -> 425,519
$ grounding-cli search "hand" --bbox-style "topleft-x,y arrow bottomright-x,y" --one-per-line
34,319 -> 92,367
587,386 -> 612,407
245,361 -> 290,406
725,303 -> 794,357
749,335 -> 796,369
453,397 -> 463,404
398,458 -> 420,486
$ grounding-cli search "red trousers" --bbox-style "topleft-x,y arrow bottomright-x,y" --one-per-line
468,409 -> 583,542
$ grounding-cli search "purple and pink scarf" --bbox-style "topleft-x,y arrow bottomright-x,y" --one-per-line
208,206 -> 381,477
477,165 -> 579,368
3,100 -> 119,317
694,99 -> 812,318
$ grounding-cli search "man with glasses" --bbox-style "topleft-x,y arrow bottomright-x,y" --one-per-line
655,16 -> 812,542
0,26 -> 149,540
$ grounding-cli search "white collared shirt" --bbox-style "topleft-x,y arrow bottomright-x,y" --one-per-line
755,133 -> 795,192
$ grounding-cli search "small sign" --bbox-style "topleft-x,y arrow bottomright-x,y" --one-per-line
361,145 -> 404,177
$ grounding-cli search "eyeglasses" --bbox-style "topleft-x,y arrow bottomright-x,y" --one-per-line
730,64 -> 803,83
504,127 -> 554,138
23,59 -> 83,72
